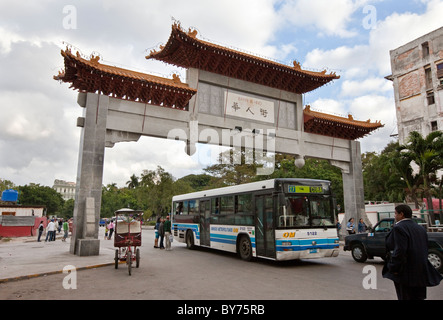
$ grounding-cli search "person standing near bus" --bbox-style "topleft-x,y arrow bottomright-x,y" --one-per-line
164,215 -> 172,251
158,218 -> 165,249
154,217 -> 161,248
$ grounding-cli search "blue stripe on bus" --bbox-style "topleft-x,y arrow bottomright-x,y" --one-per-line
210,234 -> 256,248
275,238 -> 338,252
173,223 -> 200,239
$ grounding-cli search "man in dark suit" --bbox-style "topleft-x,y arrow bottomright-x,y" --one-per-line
382,204 -> 442,300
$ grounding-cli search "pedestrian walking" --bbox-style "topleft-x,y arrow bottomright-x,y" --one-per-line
104,223 -> 109,240
58,219 -> 63,233
37,221 -> 44,242
45,219 -> 55,242
382,204 -> 442,300
164,215 -> 172,251
62,220 -> 69,241
108,220 -> 115,240
154,217 -> 160,248
346,218 -> 355,234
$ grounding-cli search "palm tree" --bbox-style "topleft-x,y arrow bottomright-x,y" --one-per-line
126,174 -> 139,189
388,147 -> 421,208
398,131 -> 443,222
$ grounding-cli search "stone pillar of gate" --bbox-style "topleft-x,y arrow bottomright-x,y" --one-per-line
339,140 -> 370,238
70,92 -> 108,256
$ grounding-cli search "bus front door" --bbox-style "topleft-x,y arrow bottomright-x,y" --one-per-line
200,200 -> 210,246
255,195 -> 276,258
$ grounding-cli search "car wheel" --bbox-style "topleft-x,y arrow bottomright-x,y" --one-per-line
428,249 -> 443,272
351,243 -> 368,263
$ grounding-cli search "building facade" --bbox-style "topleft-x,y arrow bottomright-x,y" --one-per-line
388,27 -> 443,144
53,179 -> 76,201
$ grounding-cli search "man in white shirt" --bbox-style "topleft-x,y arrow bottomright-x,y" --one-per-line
45,219 -> 56,242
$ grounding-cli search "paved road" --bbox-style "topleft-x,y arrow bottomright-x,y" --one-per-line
0,228 -> 442,301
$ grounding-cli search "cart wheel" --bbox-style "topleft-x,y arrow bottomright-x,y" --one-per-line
127,251 -> 132,276
114,249 -> 119,269
136,248 -> 140,268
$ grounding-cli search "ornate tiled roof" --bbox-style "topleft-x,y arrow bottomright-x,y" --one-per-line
146,23 -> 339,94
54,48 -> 197,110
303,106 -> 384,140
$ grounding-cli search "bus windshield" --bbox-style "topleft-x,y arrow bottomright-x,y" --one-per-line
278,195 -> 335,228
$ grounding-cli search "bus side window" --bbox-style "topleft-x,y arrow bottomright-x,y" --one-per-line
211,198 -> 220,214
189,200 -> 199,215
235,194 -> 253,225
211,198 -> 220,224
182,201 -> 189,215
221,196 -> 233,215
174,202 -> 184,215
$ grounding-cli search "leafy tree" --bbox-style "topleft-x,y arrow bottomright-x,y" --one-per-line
362,142 -> 406,204
18,184 -> 64,216
0,178 -> 15,193
203,148 -> 268,186
60,198 -> 75,219
126,174 -> 139,189
176,174 -> 214,191
397,131 -> 443,221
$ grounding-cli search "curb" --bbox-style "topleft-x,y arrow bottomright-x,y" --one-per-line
0,261 -> 123,284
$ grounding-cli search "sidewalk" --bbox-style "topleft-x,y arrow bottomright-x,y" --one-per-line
0,227 -> 124,283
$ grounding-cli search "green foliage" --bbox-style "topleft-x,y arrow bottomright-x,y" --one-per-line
17,184 -> 64,216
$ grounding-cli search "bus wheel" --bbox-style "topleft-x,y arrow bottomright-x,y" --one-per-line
238,235 -> 252,261
186,230 -> 195,250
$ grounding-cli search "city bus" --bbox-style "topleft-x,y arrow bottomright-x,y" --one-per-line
171,178 -> 340,261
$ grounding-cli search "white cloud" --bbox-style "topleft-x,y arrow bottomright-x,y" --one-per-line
278,0 -> 372,38
304,0 -> 443,78
341,78 -> 392,97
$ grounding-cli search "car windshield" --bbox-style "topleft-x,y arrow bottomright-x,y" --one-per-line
278,195 -> 335,228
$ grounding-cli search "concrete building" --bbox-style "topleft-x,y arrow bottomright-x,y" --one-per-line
387,26 -> 443,144
53,179 -> 76,201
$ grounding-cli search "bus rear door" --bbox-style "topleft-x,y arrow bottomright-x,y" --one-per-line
255,195 -> 276,258
200,200 -> 210,246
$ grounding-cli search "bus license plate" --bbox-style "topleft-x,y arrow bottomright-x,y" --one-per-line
310,248 -> 318,254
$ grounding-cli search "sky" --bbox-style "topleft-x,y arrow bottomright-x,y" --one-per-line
1,0 -> 442,188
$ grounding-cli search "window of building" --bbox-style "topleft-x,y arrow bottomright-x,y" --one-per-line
431,121 -> 438,132
437,62 -> 443,80
425,67 -> 433,89
422,42 -> 430,59
427,91 -> 435,105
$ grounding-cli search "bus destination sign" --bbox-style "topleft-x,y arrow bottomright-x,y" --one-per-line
288,185 -> 323,194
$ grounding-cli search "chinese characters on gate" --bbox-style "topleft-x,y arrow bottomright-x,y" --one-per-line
225,92 -> 274,124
